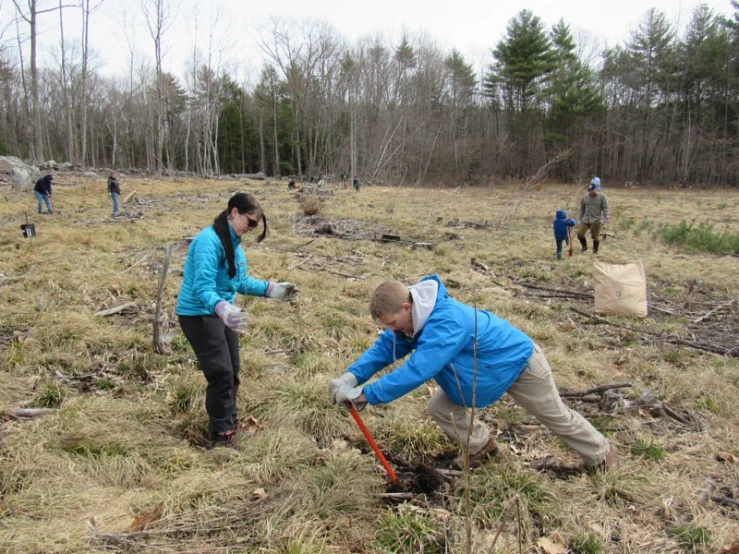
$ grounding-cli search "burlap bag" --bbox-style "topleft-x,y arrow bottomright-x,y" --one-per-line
593,260 -> 648,317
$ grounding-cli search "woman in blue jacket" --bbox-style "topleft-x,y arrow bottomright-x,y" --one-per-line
176,192 -> 298,448
329,275 -> 616,470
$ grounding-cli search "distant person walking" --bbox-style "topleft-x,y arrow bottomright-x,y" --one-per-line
108,172 -> 121,215
33,174 -> 54,214
175,192 -> 299,449
352,175 -> 360,192
576,182 -> 609,254
553,209 -> 576,260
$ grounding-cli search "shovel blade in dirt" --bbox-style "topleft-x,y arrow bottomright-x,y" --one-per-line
122,190 -> 137,204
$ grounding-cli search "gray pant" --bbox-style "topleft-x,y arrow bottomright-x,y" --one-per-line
428,343 -> 610,465
178,315 -> 240,437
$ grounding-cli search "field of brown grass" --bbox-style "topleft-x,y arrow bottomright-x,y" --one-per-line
1,176 -> 737,553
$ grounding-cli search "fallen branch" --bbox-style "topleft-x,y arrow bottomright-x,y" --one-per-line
561,382 -> 633,398
692,299 -> 735,324
8,408 -> 57,419
570,307 -> 738,357
711,495 -> 739,509
377,492 -> 415,500
94,302 -> 137,317
117,254 -> 149,276
662,403 -> 691,426
520,283 -> 592,298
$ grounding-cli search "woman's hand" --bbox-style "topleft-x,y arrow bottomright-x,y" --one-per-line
267,282 -> 299,302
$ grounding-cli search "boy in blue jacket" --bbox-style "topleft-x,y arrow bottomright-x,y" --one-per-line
329,275 -> 616,470
553,209 -> 577,259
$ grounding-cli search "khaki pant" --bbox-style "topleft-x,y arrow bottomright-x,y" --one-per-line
428,343 -> 610,465
576,220 -> 602,242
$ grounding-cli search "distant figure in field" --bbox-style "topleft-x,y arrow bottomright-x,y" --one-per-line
577,183 -> 609,254
33,174 -> 54,214
108,172 -> 121,215
288,179 -> 296,190
341,172 -> 347,188
352,175 -> 360,192
553,209 -> 576,260
591,176 -> 602,192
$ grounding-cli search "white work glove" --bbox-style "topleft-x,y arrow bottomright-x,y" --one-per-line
335,383 -> 367,412
602,216 -> 608,226
266,281 -> 299,302
214,301 -> 249,332
328,372 -> 359,404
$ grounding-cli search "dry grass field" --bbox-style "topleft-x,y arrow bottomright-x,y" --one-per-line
0,176 -> 737,553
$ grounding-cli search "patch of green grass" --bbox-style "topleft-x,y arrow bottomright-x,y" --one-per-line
570,532 -> 605,554
463,463 -> 555,539
376,417 -> 451,459
589,416 -> 617,437
34,378 -> 66,408
59,436 -> 131,458
374,505 -> 440,554
630,439 -> 665,461
696,395 -> 721,414
667,523 -> 711,549
660,220 -> 739,255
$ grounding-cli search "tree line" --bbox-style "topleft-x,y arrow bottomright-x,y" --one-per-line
2,0 -> 739,186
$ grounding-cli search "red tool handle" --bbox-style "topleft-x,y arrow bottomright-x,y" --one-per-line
349,406 -> 398,483
567,226 -> 573,257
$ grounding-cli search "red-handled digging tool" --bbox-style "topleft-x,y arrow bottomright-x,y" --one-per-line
349,406 -> 398,484
567,226 -> 574,257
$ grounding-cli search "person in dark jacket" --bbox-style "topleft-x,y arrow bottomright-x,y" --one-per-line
34,174 -> 54,214
352,175 -> 360,192
176,192 -> 299,449
329,275 -> 617,470
553,209 -> 577,260
108,172 -> 121,215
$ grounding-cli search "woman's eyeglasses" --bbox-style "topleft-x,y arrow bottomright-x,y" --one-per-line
246,215 -> 260,229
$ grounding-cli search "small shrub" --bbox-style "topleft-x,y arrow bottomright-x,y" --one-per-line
570,532 -> 605,554
660,220 -> 739,255
300,198 -> 322,216
631,438 -> 665,461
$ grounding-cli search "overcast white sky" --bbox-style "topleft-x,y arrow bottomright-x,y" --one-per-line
3,0 -> 737,84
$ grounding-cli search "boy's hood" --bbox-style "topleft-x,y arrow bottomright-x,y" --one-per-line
409,275 -> 443,337
556,209 -> 567,219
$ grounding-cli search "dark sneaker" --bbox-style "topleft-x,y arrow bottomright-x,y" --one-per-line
453,437 -> 499,469
210,430 -> 238,450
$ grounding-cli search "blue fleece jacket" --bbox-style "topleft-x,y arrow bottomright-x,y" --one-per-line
553,210 -> 576,241
175,224 -> 269,316
349,275 -> 534,408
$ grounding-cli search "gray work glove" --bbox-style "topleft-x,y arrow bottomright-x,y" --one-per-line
267,281 -> 299,302
334,383 -> 367,412
328,372 -> 359,404
214,301 -> 248,332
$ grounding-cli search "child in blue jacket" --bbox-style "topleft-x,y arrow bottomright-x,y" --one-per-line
329,275 -> 616,470
553,209 -> 577,259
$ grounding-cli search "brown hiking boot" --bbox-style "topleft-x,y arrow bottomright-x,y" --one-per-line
453,437 -> 499,469
589,444 -> 618,473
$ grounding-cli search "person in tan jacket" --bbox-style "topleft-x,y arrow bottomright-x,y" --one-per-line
577,182 -> 609,253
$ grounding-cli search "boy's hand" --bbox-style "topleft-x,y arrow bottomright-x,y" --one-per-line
335,385 -> 367,412
328,372 -> 359,404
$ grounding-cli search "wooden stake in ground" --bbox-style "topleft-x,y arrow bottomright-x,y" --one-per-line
122,190 -> 137,204
153,245 -> 173,354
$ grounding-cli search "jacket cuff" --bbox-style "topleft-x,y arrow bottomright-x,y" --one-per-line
265,281 -> 276,298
